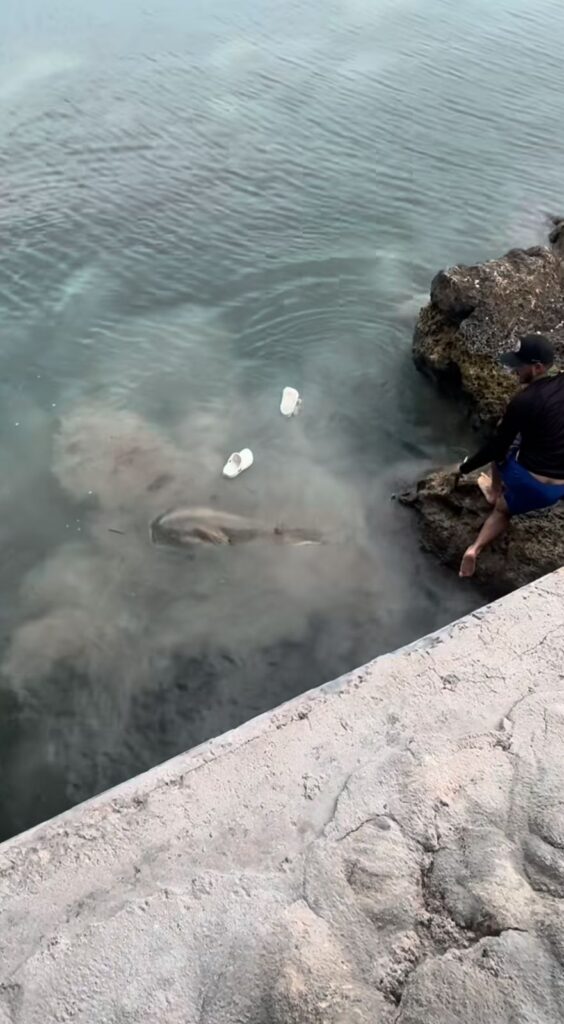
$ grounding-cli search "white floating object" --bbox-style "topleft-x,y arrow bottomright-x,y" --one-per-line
280,386 -> 301,417
222,448 -> 254,479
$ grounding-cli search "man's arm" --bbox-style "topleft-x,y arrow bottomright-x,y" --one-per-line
458,394 -> 524,475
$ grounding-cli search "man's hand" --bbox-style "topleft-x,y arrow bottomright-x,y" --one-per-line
447,457 -> 469,490
453,456 -> 471,487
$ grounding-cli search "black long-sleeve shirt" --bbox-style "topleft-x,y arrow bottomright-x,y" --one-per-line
460,371 -> 564,479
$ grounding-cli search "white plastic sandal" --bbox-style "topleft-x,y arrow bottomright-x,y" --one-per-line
280,386 -> 301,417
222,448 -> 254,479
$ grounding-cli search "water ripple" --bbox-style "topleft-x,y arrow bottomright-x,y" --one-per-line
1,0 -> 564,837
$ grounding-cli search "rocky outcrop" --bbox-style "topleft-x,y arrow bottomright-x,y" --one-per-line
400,470 -> 564,595
414,224 -> 564,426
408,224 -> 564,592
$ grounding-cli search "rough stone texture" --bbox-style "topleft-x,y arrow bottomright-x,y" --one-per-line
400,469 -> 564,596
413,229 -> 564,426
269,904 -> 392,1023
408,224 -> 564,593
2,572 -> 564,1022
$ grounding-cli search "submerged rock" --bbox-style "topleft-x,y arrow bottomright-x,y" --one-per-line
413,227 -> 564,427
400,469 -> 564,595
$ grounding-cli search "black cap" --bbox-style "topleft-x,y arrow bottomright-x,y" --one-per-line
500,334 -> 555,370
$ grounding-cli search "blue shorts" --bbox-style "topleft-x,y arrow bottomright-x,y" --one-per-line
498,456 -> 564,516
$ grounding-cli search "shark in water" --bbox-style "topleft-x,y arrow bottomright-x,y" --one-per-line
150,506 -> 324,549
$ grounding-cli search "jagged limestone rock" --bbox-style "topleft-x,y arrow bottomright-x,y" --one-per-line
413,232 -> 564,427
399,469 -> 564,595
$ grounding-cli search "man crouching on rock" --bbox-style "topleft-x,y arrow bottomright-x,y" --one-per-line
458,334 -> 564,578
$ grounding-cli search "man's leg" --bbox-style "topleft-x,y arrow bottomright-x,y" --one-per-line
477,462 -> 503,506
459,496 -> 510,578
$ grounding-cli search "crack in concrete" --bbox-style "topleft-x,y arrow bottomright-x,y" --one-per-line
379,796 -> 531,1014
520,628 -> 563,659
392,927 -> 530,1023
389,834 -> 530,1017
300,800 -> 451,1011
335,817 -> 382,843
503,689 -> 534,725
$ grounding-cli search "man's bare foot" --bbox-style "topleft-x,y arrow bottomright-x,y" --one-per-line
459,547 -> 478,578
477,472 -> 498,506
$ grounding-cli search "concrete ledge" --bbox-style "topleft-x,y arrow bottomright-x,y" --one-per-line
2,571 -> 564,1022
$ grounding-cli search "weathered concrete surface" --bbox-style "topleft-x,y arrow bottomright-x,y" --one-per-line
2,572 -> 564,1023
413,230 -> 564,427
400,469 -> 564,597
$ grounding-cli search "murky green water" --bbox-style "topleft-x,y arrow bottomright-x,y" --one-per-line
1,0 -> 563,839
